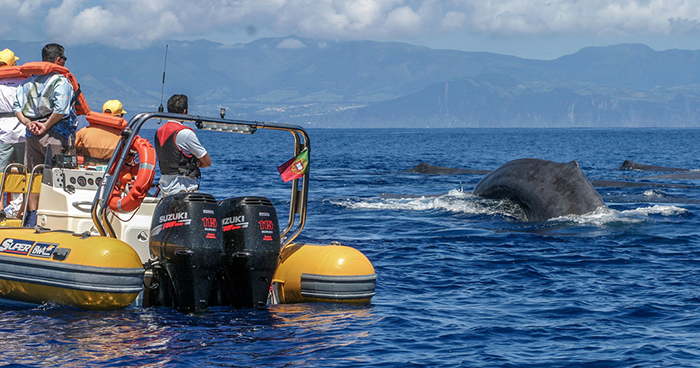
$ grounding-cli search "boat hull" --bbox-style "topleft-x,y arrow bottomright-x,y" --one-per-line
0,228 -> 144,310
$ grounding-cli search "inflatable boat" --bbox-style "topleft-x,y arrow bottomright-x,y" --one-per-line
0,110 -> 376,311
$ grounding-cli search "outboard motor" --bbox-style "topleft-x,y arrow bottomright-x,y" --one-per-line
212,196 -> 281,308
149,192 -> 223,312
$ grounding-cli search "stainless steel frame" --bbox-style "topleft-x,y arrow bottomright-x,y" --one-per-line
90,112 -> 310,247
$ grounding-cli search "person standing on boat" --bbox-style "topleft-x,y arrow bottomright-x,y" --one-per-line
75,99 -> 125,165
0,49 -> 27,219
154,94 -> 211,196
13,43 -> 76,227
0,48 -> 26,169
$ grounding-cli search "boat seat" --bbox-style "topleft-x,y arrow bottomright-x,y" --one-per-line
0,164 -> 44,227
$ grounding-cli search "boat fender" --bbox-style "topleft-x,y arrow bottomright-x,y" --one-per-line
107,136 -> 156,213
272,243 -> 376,304
18,62 -> 90,116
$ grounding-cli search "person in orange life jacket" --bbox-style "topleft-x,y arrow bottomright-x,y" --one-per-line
154,94 -> 211,196
0,49 -> 27,220
13,43 -> 76,227
75,99 -> 125,165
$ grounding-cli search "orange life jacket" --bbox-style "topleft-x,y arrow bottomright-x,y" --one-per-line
0,66 -> 24,79
16,62 -> 90,116
85,111 -> 127,130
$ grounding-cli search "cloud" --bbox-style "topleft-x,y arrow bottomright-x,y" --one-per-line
2,0 -> 700,48
277,38 -> 306,49
463,0 -> 700,36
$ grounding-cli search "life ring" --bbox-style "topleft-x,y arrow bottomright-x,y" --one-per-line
107,136 -> 156,213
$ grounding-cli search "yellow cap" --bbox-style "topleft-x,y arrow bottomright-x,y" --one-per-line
0,49 -> 19,66
102,100 -> 127,116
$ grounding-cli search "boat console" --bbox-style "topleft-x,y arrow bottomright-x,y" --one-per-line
51,167 -> 104,191
37,161 -> 158,263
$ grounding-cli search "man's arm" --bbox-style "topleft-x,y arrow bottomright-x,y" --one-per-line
28,112 -> 65,135
198,153 -> 211,168
179,130 -> 211,168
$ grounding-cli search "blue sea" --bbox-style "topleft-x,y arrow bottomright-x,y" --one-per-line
3,127 -> 700,367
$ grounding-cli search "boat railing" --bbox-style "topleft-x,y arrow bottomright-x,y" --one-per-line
90,112 -> 310,248
0,163 -> 27,195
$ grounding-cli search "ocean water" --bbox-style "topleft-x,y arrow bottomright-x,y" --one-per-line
3,128 -> 700,367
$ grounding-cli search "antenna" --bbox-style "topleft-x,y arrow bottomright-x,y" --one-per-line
158,44 -> 168,113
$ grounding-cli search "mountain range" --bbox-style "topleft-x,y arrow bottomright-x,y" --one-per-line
3,38 -> 699,128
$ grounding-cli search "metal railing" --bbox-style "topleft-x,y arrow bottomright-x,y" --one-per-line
90,112 -> 310,247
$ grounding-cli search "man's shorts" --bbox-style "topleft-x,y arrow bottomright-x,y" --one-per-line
24,130 -> 69,170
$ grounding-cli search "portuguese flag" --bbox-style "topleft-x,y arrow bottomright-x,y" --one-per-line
277,149 -> 309,182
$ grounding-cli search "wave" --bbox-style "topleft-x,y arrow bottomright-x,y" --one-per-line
332,189 -> 690,226
550,205 -> 690,226
332,189 -> 525,219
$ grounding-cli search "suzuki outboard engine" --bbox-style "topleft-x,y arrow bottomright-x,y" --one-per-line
212,196 -> 281,308
149,192 -> 223,312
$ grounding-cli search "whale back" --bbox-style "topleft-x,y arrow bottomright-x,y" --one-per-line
473,158 -> 606,222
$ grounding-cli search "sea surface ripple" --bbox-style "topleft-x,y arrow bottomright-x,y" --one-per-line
3,128 -> 700,367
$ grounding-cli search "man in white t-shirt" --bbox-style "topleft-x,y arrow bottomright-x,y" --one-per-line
154,94 -> 211,196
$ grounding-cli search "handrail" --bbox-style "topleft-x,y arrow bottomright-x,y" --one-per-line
90,112 -> 310,247
0,163 -> 27,194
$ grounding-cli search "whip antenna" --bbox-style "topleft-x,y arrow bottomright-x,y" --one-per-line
158,44 -> 168,113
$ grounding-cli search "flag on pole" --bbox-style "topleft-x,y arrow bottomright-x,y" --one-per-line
277,149 -> 309,182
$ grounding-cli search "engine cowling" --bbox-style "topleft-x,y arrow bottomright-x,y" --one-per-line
148,192 -> 223,312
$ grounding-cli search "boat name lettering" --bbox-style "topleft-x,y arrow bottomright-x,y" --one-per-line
222,216 -> 245,225
159,212 -> 188,223
30,242 -> 58,258
0,238 -> 35,255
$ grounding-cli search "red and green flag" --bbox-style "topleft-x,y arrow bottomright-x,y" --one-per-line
277,149 -> 309,182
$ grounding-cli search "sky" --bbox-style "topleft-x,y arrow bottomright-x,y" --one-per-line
2,0 -> 700,60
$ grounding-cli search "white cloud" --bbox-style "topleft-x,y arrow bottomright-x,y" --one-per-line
441,11 -> 467,31
2,0 -> 700,48
462,0 -> 700,36
277,38 -> 306,49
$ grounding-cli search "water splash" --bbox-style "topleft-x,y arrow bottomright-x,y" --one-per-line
334,188 -> 690,227
332,189 -> 524,219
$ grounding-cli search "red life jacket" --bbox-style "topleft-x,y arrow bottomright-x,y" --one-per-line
154,122 -> 200,178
